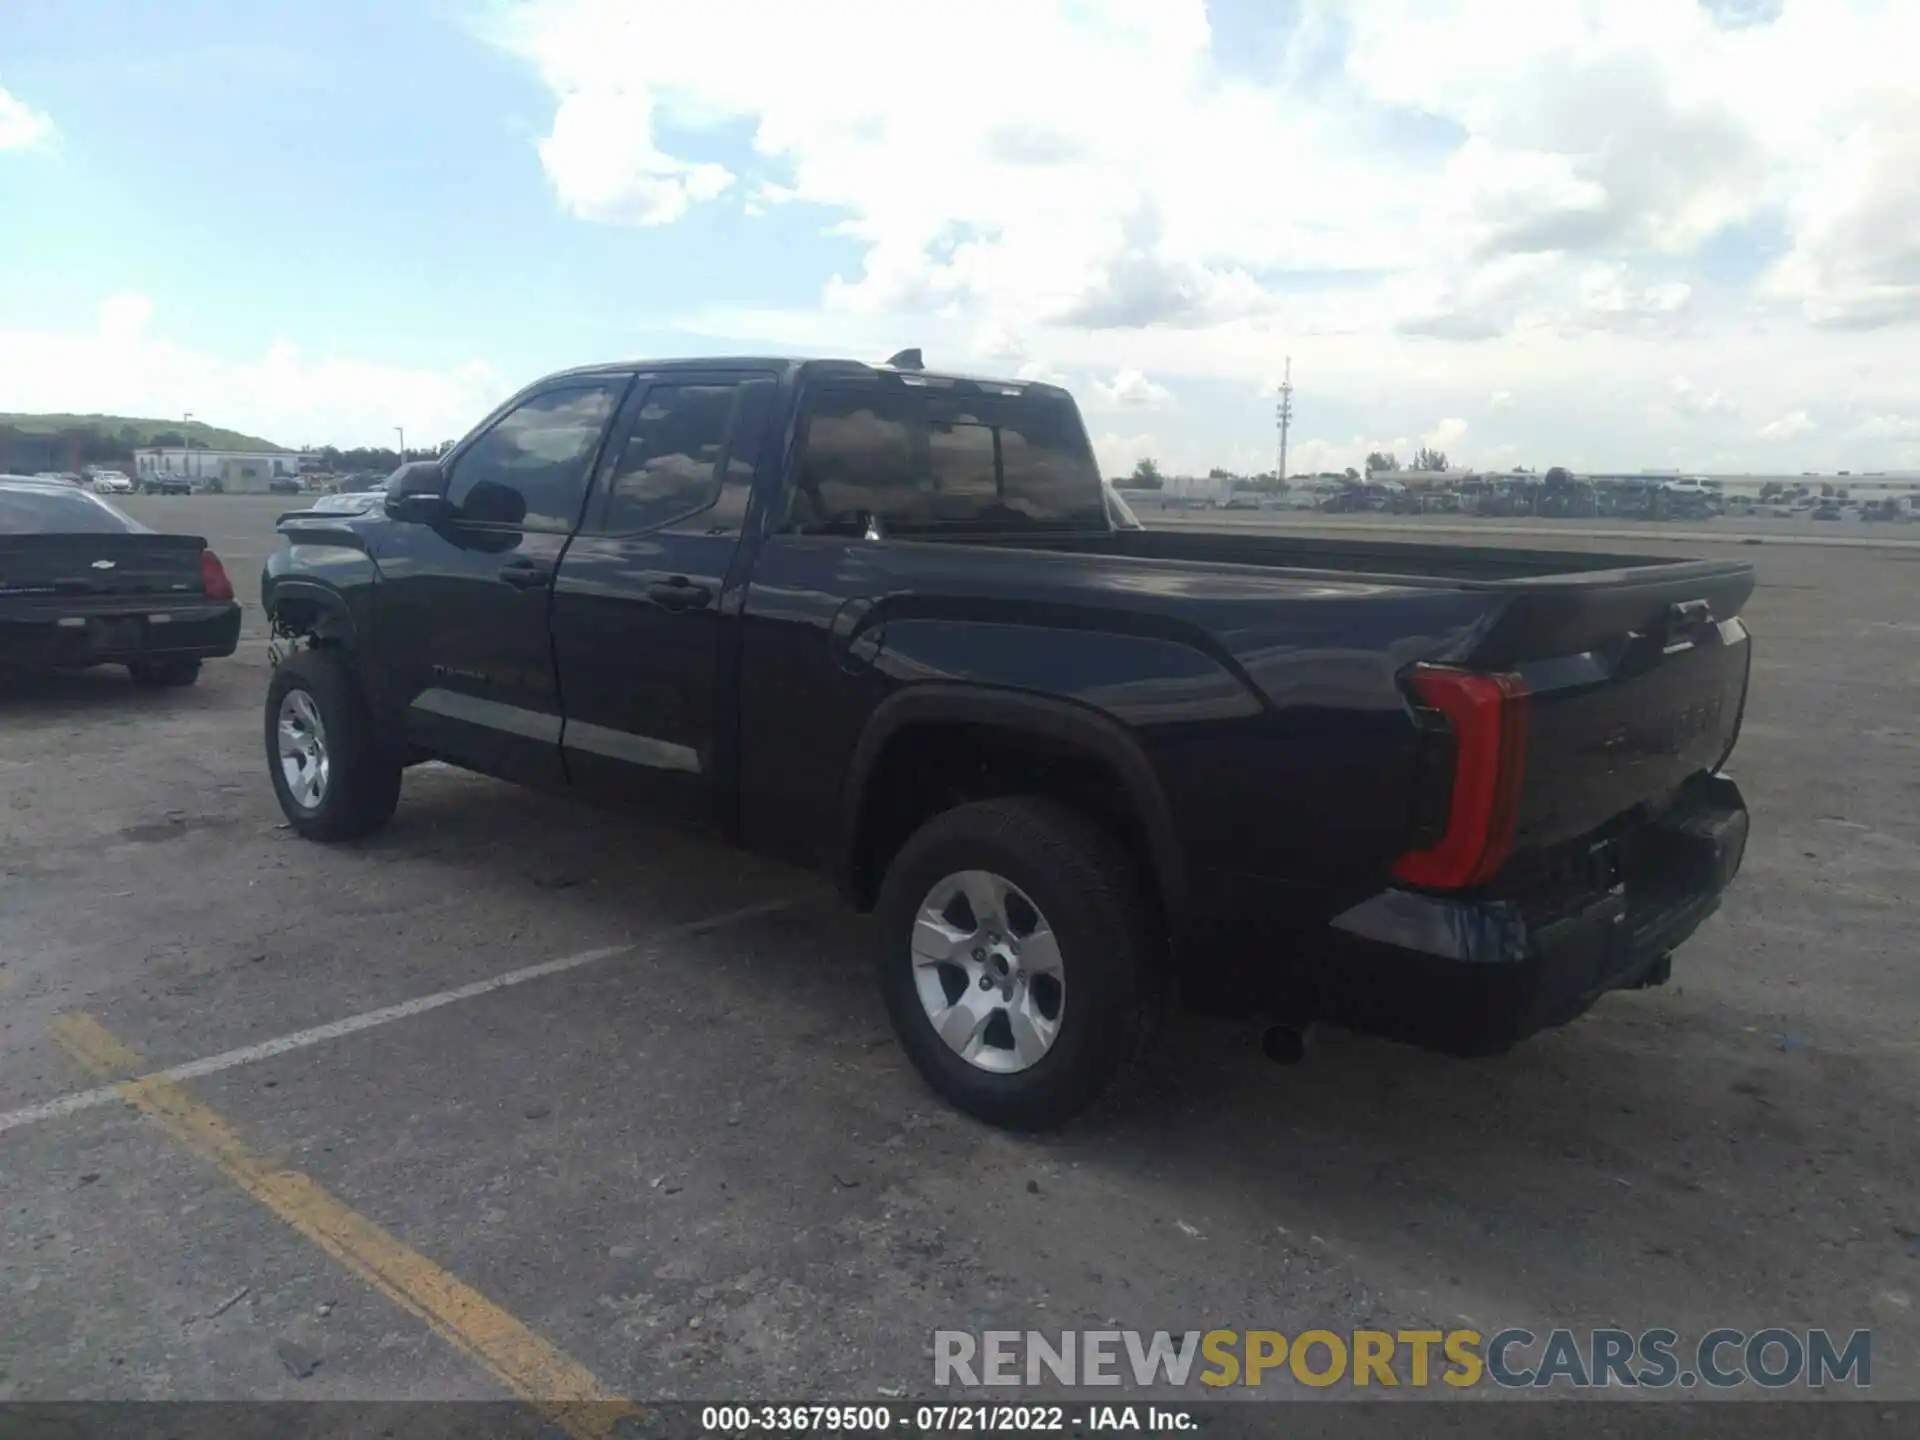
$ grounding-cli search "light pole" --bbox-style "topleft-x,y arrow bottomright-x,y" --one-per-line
183,412 -> 195,480
395,426 -> 406,469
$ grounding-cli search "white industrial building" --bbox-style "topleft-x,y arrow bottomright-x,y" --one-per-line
1684,472 -> 1920,500
132,447 -> 315,492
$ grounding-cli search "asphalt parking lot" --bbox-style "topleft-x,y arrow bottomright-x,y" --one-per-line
2,496 -> 1916,1416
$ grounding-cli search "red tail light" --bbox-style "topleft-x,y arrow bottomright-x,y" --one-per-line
201,548 -> 235,601
1391,665 -> 1529,890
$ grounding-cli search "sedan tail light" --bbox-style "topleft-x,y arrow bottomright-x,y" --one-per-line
201,548 -> 235,601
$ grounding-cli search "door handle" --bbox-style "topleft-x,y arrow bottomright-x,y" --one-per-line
645,577 -> 712,611
497,560 -> 551,590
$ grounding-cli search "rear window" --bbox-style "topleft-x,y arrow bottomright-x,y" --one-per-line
788,385 -> 1107,536
0,485 -> 145,535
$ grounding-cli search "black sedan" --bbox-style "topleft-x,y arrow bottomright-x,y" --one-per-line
0,475 -> 241,686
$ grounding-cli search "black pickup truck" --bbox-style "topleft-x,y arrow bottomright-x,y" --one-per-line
261,354 -> 1753,1128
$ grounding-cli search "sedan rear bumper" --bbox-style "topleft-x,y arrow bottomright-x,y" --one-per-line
1,601 -> 242,671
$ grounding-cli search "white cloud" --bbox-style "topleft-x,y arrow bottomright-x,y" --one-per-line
1758,410 -> 1816,441
1013,358 -> 1070,387
1423,418 -> 1471,452
535,85 -> 735,225
1090,430 -> 1166,481
0,85 -> 55,150
1084,369 -> 1175,413
1284,439 -> 1352,476
1856,414 -> 1920,441
98,293 -> 154,343
1670,376 -> 1741,418
0,296 -> 504,450
1762,92 -> 1920,328
15,3 -> 1920,474
469,0 -> 1920,469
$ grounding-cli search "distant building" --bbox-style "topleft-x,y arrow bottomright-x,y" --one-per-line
1694,472 -> 1920,500
1162,474 -> 1232,503
132,447 -> 316,492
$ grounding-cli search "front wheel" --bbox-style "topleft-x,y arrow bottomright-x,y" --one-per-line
874,797 -> 1164,1130
265,648 -> 401,841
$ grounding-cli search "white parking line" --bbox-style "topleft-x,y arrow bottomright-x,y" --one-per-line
0,894 -> 809,1138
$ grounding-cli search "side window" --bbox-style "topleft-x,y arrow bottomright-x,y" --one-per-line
788,389 -> 916,532
996,398 -> 1104,522
787,386 -> 1106,534
445,383 -> 624,531
599,384 -> 737,534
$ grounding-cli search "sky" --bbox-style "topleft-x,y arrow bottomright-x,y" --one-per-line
3,0 -> 1919,476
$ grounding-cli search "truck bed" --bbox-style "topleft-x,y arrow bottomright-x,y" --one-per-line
1018,523 -> 1726,583
966,523 -> 1755,873
998,525 -> 1755,668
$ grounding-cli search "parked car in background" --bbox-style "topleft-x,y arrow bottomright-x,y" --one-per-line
90,471 -> 134,494
1812,503 -> 1843,521
289,490 -> 387,517
0,475 -> 240,686
141,474 -> 193,496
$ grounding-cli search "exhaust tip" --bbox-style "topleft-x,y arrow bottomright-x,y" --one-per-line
1260,1024 -> 1308,1066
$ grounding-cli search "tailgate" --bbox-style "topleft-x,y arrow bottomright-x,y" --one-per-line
0,533 -> 208,603
1471,559 -> 1754,854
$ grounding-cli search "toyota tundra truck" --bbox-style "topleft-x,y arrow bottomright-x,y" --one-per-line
261,353 -> 1753,1129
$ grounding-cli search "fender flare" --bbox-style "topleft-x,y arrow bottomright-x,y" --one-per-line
264,578 -> 359,647
839,683 -> 1188,923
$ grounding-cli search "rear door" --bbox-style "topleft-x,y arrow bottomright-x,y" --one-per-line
376,377 -> 630,786
550,371 -> 777,830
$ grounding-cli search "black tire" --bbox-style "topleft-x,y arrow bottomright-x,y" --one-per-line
874,797 -> 1165,1131
128,658 -> 201,688
265,647 -> 401,841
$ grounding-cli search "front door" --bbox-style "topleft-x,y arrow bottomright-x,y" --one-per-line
377,377 -> 630,786
551,372 -> 776,830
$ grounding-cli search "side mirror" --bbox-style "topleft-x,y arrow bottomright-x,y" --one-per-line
384,462 -> 448,523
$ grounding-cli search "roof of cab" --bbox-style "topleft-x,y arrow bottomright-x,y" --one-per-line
537,355 -> 1072,398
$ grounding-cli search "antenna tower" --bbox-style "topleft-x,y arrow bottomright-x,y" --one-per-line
1275,357 -> 1294,485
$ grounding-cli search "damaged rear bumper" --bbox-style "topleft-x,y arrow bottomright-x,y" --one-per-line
1314,773 -> 1749,1056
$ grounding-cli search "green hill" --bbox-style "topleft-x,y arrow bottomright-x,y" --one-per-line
0,413 -> 288,452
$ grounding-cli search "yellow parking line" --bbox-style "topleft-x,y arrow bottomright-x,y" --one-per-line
49,1012 -> 634,1439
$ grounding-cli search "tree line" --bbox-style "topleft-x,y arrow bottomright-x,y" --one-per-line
0,414 -> 456,474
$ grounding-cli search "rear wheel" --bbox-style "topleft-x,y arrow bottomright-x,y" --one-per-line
875,797 -> 1164,1130
265,648 -> 401,841
128,658 -> 201,688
